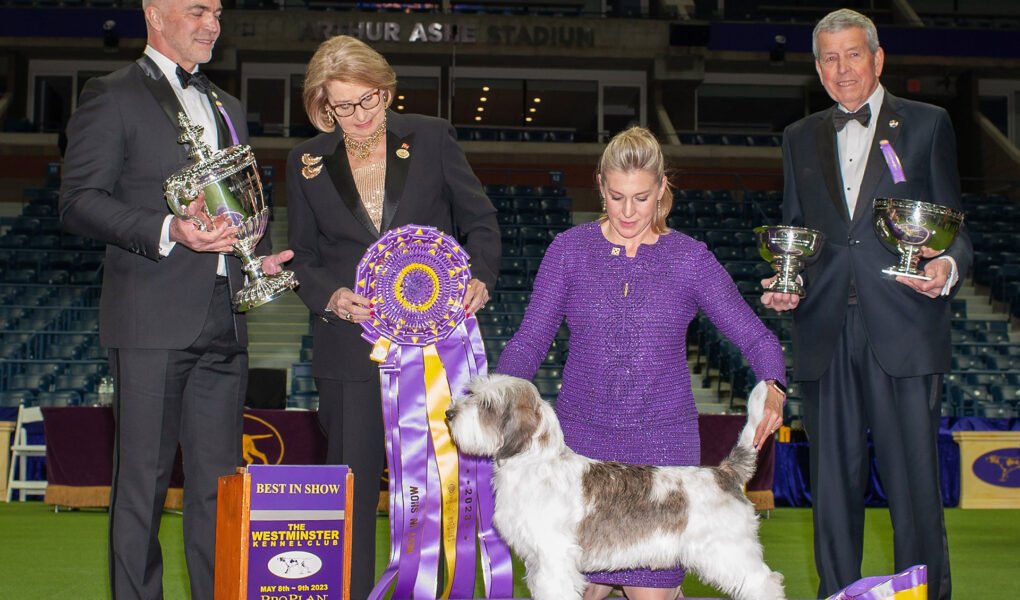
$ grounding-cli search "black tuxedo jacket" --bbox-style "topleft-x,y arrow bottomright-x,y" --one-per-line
287,111 -> 500,380
60,57 -> 259,350
782,91 -> 973,380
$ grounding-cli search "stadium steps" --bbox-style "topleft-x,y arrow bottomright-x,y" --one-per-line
245,207 -> 311,373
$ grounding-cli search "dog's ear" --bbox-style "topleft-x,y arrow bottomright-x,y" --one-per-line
494,380 -> 543,460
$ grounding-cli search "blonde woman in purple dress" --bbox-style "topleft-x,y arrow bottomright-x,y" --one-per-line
496,127 -> 787,600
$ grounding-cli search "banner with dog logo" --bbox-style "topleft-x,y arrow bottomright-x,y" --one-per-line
355,225 -> 513,599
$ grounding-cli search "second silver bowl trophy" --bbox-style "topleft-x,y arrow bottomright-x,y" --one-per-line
872,198 -> 965,280
754,225 -> 825,297
164,113 -> 298,311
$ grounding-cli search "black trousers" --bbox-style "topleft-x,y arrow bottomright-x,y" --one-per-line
802,305 -> 950,600
315,376 -> 386,600
109,277 -> 246,600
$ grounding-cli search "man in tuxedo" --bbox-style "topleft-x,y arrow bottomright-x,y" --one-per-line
59,1 -> 291,598
762,9 -> 970,600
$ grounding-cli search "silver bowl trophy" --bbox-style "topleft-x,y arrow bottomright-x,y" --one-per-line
164,113 -> 298,312
872,198 -> 965,280
754,225 -> 826,297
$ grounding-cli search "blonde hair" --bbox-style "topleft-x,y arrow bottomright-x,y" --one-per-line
597,127 -> 673,234
303,35 -> 397,133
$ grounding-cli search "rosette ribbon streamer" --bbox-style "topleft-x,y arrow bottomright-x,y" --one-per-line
358,225 -> 513,600
825,564 -> 927,600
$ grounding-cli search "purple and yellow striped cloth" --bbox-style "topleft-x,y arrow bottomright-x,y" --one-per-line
826,565 -> 927,600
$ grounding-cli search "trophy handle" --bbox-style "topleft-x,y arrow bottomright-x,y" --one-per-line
186,216 -> 210,232
165,189 -> 210,232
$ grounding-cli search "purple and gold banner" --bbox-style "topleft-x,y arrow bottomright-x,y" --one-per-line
826,565 -> 927,600
356,225 -> 513,599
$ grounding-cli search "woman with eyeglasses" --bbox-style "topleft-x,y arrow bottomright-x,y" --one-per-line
286,35 -> 500,597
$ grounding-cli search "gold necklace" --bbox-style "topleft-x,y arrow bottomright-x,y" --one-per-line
343,117 -> 387,161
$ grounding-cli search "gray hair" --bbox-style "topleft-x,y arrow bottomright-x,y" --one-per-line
812,9 -> 880,60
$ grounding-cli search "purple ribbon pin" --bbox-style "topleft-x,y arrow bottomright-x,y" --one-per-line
879,139 -> 907,183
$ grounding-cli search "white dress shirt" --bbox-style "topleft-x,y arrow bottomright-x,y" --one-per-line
836,84 -> 957,295
836,85 -> 883,220
146,46 -> 227,276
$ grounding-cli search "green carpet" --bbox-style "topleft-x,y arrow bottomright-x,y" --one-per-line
1,503 -> 1016,599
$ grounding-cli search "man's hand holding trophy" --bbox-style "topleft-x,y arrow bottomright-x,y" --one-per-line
760,140 -> 964,309
873,197 -> 964,298
164,112 -> 298,312
871,139 -> 964,298
757,225 -> 825,312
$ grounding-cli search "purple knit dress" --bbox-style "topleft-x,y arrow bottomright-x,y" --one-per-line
496,221 -> 786,588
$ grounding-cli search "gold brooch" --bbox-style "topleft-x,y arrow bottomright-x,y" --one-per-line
301,153 -> 323,179
396,143 -> 410,159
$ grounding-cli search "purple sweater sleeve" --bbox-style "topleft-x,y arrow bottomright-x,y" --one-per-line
495,234 -> 568,380
693,244 -> 787,386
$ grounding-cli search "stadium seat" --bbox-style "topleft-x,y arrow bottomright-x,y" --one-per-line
8,373 -> 52,394
288,393 -> 318,410
990,384 -> 1020,407
0,387 -> 36,407
35,390 -> 81,407
53,374 -> 96,394
539,197 -> 571,211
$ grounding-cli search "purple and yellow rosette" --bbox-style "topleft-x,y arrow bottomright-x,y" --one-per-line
357,225 -> 513,600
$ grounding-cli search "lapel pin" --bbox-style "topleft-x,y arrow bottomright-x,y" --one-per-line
889,119 -> 899,129
301,153 -> 323,179
396,143 -> 410,159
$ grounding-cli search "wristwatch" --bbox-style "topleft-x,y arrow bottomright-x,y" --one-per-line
766,379 -> 787,398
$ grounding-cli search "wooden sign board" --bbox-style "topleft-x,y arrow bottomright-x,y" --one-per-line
215,465 -> 354,599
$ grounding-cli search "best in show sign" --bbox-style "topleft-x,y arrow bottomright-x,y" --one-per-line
216,465 -> 354,600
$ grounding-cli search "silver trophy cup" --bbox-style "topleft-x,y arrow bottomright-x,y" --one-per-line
164,113 -> 298,312
873,198 -> 965,280
754,225 -> 826,297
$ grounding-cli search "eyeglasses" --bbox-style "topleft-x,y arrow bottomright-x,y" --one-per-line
327,89 -> 385,118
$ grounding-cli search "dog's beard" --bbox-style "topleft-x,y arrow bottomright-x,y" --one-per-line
447,404 -> 502,457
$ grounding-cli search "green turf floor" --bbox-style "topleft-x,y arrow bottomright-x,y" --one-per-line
1,503 -> 1017,599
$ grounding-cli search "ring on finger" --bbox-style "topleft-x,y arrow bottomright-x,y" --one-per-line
345,311 -> 353,321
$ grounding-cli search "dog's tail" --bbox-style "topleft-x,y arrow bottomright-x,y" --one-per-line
718,380 -> 769,485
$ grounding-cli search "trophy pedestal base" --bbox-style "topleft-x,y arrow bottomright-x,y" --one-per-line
233,270 -> 299,312
767,282 -> 806,297
882,267 -> 931,281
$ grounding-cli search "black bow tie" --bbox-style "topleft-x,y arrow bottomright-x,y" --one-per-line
176,65 -> 210,93
833,104 -> 871,131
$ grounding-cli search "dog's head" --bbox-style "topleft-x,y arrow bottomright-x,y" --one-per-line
446,373 -> 562,461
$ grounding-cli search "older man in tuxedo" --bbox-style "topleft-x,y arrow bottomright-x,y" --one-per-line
762,9 -> 971,600
60,1 -> 291,598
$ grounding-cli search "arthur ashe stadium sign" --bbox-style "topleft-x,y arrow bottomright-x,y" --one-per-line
302,20 -> 595,48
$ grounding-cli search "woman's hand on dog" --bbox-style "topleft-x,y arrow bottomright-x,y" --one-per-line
753,388 -> 785,449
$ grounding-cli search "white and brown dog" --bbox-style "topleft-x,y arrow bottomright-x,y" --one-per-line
446,374 -> 786,600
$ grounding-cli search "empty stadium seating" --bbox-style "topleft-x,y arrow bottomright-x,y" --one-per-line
0,167 -> 106,408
